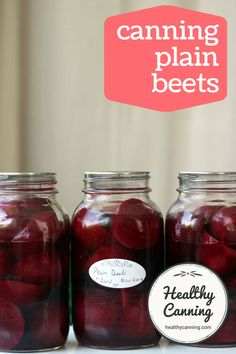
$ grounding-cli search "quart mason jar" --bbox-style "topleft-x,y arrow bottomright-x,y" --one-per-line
0,173 -> 69,351
72,172 -> 164,349
166,172 -> 236,346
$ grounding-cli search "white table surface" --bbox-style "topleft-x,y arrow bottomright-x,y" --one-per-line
37,327 -> 236,354
0,328 -> 233,353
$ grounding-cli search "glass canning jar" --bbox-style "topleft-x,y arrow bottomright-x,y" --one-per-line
71,171 -> 164,349
0,173 -> 69,351
166,172 -> 236,346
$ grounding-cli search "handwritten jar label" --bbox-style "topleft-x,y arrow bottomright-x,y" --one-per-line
89,258 -> 146,289
148,263 -> 228,344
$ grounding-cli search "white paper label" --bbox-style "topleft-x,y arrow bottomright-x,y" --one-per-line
89,258 -> 146,288
148,263 -> 228,344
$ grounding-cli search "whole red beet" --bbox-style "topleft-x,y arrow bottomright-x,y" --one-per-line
0,203 -> 23,242
199,231 -> 236,276
25,301 -> 69,350
113,199 -> 162,249
0,298 -> 24,350
13,253 -> 62,286
72,207 -> 111,251
0,280 -> 48,307
210,206 -> 236,244
166,211 -> 204,244
73,289 -> 119,344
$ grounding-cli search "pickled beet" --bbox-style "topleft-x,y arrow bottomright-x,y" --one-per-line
12,219 -> 41,242
0,298 -> 24,349
10,241 -> 46,260
30,210 -> 60,242
74,290 -> 118,343
14,253 -> 62,286
11,210 -> 59,244
11,217 -> 53,259
120,300 -> 159,341
0,204 -> 22,242
201,231 -> 218,245
113,198 -> 162,249
210,206 -> 236,244
193,205 -> 222,223
199,231 -> 236,276
205,312 -> 236,344
72,207 -> 111,250
25,301 -> 69,350
166,237 -> 198,264
166,211 -> 204,244
0,280 -> 48,307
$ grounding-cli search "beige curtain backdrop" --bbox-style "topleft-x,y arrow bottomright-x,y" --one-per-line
0,0 -> 235,216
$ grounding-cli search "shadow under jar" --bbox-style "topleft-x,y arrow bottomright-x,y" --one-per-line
71,171 -> 164,349
165,172 -> 236,347
0,173 -> 70,351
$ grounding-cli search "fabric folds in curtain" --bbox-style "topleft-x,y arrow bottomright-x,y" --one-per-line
0,0 -> 235,215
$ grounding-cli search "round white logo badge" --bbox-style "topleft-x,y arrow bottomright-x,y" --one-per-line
148,263 -> 228,344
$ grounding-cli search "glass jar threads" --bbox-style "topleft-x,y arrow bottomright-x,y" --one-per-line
72,172 -> 164,349
166,172 -> 236,346
0,173 -> 69,351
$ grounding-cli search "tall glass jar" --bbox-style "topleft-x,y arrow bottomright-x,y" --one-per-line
0,173 -> 69,351
72,172 -> 164,349
166,172 -> 236,346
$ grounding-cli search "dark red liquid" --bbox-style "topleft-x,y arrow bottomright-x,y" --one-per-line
0,197 -> 69,350
166,205 -> 236,346
72,198 -> 163,348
